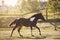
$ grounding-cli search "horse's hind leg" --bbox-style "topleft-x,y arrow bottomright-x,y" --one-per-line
35,26 -> 41,35
10,26 -> 17,37
18,26 -> 23,37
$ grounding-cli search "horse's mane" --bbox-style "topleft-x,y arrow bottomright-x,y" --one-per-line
28,13 -> 42,19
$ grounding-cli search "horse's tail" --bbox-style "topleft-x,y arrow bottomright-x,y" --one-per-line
9,19 -> 17,27
9,22 -> 14,27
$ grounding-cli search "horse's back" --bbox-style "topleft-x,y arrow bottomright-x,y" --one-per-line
16,18 -> 28,25
16,18 -> 35,27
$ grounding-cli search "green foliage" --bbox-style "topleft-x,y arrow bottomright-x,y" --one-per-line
18,0 -> 41,13
46,0 -> 60,12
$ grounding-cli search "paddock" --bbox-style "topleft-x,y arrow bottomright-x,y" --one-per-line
0,22 -> 60,40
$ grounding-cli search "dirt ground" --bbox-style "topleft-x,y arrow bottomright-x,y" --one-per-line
0,23 -> 60,40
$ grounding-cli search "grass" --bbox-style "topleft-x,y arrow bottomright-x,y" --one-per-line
0,27 -> 60,40
0,28 -> 12,31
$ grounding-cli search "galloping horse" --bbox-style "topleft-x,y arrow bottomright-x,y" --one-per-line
9,13 -> 45,37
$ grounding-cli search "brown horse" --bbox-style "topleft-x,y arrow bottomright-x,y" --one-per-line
9,13 -> 45,37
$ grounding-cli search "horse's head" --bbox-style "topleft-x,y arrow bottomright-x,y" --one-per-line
37,13 -> 45,21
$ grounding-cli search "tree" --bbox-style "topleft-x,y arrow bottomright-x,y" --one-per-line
17,0 -> 41,13
46,0 -> 60,19
47,0 -> 60,12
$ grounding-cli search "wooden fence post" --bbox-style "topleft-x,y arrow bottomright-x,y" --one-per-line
46,8 -> 48,20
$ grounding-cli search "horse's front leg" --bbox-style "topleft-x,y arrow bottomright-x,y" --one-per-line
35,26 -> 41,35
30,27 -> 34,36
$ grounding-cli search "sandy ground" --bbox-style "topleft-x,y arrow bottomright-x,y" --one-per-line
0,23 -> 60,40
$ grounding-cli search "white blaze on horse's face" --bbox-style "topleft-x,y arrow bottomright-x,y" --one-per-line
30,17 -> 35,21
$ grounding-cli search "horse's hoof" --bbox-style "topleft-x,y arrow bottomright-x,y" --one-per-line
20,35 -> 23,37
39,34 -> 41,35
32,35 -> 34,37
10,35 -> 12,37
55,29 -> 57,31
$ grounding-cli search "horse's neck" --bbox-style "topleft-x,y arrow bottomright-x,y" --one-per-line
29,17 -> 35,21
28,16 -> 38,23
33,18 -> 38,23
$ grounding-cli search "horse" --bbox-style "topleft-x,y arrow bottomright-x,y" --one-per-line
9,13 -> 45,37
